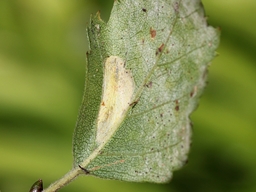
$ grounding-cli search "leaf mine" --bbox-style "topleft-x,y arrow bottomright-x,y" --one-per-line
96,56 -> 135,145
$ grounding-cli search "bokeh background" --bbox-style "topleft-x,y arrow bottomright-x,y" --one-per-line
1,0 -> 255,191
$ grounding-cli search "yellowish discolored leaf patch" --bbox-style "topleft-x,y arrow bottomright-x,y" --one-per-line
96,56 -> 135,145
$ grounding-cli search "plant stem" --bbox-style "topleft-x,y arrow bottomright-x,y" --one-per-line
43,167 -> 81,192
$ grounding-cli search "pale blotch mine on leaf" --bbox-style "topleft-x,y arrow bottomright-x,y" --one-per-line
96,56 -> 135,145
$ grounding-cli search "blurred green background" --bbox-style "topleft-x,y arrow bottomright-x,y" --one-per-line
1,0 -> 255,191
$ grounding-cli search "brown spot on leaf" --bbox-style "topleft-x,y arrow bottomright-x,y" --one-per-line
142,38 -> 145,44
175,100 -> 179,111
150,27 -> 156,39
142,8 -> 147,12
158,43 -> 165,52
156,43 -> 165,55
145,81 -> 153,88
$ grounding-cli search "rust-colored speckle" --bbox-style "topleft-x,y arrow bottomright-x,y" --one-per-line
158,43 -> 165,52
156,43 -> 165,55
175,100 -> 179,111
150,27 -> 156,39
101,101 -> 105,106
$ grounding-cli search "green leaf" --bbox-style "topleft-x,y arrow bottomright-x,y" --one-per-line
73,0 -> 219,183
